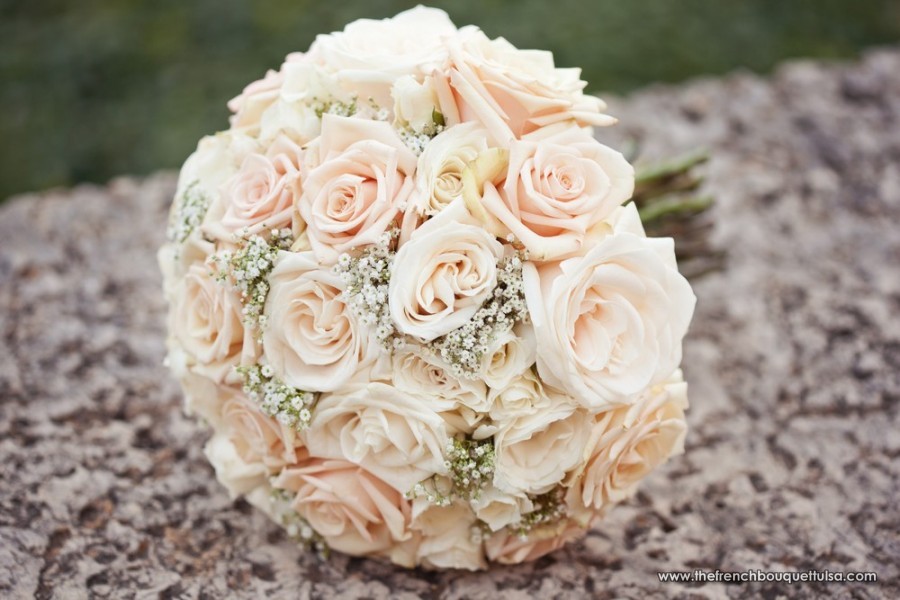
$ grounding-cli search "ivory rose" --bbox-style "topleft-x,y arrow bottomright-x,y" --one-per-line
309,6 -> 458,107
212,135 -> 303,237
389,199 -> 503,341
298,115 -> 417,264
262,251 -> 378,392
204,433 -> 269,498
391,346 -> 488,415
470,485 -> 533,532
566,372 -> 688,515
410,498 -> 486,570
492,386 -> 591,494
275,459 -> 413,558
409,123 -> 490,216
479,323 -> 536,390
448,26 -> 615,143
480,127 -> 634,260
221,392 -> 303,471
170,262 -> 255,384
524,203 -> 696,407
304,382 -> 450,493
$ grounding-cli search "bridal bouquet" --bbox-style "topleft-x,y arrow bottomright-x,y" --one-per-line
159,6 -> 697,570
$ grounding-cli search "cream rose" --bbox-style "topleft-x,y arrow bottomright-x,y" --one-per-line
391,345 -> 489,416
309,6 -> 457,107
470,485 -> 533,532
523,203 -> 696,407
262,250 -> 377,392
304,382 -> 450,493
448,27 -> 615,142
492,386 -> 591,495
410,498 -> 486,570
212,135 -> 303,237
480,127 -> 634,260
480,323 -> 536,390
204,433 -> 269,498
390,199 -> 503,341
566,372 -> 688,515
221,392 -> 303,471
170,262 -> 255,383
392,75 -> 441,134
275,459 -> 412,558
485,518 -> 586,565
298,115 -> 417,264
409,123 -> 490,216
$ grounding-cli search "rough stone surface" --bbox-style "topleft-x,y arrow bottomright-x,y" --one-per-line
2,48 -> 899,599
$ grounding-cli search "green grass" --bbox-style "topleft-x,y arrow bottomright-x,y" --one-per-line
1,0 -> 898,200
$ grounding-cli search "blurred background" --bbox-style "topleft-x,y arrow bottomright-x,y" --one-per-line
1,0 -> 898,202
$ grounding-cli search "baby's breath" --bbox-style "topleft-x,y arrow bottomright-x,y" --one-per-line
430,252 -> 529,379
333,230 -> 401,349
312,96 -> 358,119
511,487 -> 568,539
409,437 -> 496,505
167,181 -> 209,244
237,364 -> 316,431
212,228 -> 292,329
269,487 -> 328,556
398,109 -> 446,156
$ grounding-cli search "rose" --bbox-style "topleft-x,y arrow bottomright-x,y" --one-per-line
221,392 -> 303,471
566,372 -> 688,518
392,75 -> 441,134
479,127 -> 634,260
308,6 -> 458,107
211,135 -> 303,237
485,518 -> 586,564
389,199 -> 504,341
408,123 -> 490,216
492,385 -> 591,494
470,486 -> 533,532
447,27 -> 615,143
479,323 -> 536,390
170,262 -> 255,384
204,433 -> 269,498
275,459 -> 412,558
484,369 -> 548,426
304,382 -> 450,493
391,345 -> 489,427
410,498 -> 486,570
298,115 -> 417,264
523,203 -> 696,408
262,250 -> 378,392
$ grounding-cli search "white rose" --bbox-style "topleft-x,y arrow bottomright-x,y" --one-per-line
309,6 -> 458,107
204,433 -> 268,498
492,386 -> 591,495
566,371 -> 688,516
470,486 -> 533,532
391,345 -> 489,417
304,382 -> 450,494
480,127 -> 634,260
390,199 -> 503,341
448,26 -> 615,142
262,251 -> 378,392
275,459 -> 413,559
410,498 -> 486,570
392,75 -> 441,133
170,262 -> 256,384
480,323 -> 536,390
409,123 -> 490,216
523,203 -> 696,407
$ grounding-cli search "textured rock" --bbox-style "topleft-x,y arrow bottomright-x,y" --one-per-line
1,48 -> 899,599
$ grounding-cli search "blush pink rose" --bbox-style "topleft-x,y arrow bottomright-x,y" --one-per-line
275,459 -> 413,558
298,115 -> 417,264
448,27 -> 615,142
480,127 -> 634,260
484,518 -> 587,564
221,392 -> 304,471
210,135 -> 304,238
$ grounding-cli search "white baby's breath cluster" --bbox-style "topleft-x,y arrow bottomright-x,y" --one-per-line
159,6 -> 696,571
237,364 -> 316,431
166,181 -> 209,244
